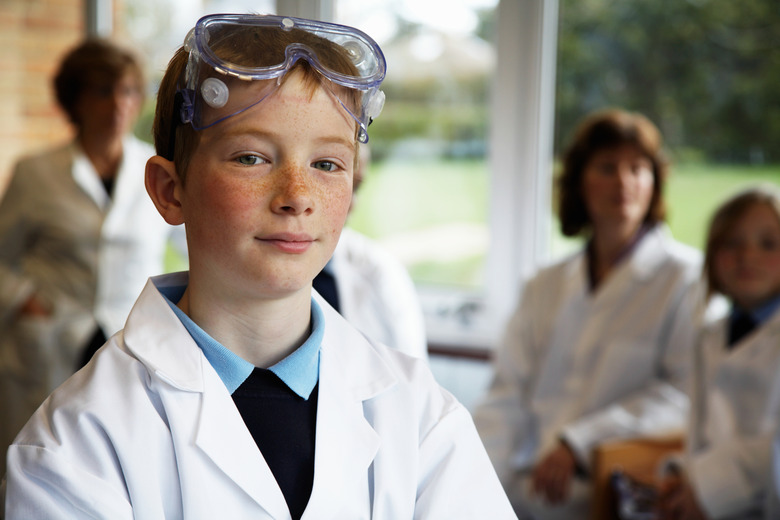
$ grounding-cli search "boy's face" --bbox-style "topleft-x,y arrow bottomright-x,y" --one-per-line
714,202 -> 780,310
179,69 -> 356,299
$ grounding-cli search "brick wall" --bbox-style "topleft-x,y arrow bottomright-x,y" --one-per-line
0,0 -> 84,194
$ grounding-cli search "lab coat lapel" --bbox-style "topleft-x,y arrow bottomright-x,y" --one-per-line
70,143 -> 111,211
194,370 -> 291,519
126,275 -> 290,519
728,308 -> 780,361
590,226 -> 669,309
303,295 -> 392,519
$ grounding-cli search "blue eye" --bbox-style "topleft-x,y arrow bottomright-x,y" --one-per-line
313,160 -> 338,172
236,155 -> 262,166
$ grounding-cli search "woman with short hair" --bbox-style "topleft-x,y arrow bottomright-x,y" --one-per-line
475,108 -> 710,519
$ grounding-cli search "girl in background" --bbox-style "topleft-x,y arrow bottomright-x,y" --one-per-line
658,186 -> 780,520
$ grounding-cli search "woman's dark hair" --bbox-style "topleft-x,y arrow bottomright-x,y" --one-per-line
557,108 -> 668,237
53,38 -> 144,126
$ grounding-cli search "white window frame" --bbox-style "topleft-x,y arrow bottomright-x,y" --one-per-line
420,0 -> 560,351
85,0 -> 113,37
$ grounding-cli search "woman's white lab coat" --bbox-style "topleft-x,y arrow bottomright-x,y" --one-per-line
3,273 -> 516,519
474,226 -> 705,516
330,228 -> 427,359
685,308 -> 780,519
0,137 -> 186,476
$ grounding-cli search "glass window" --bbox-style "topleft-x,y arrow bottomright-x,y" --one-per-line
336,0 -> 498,291
553,0 -> 780,255
117,0 -> 276,143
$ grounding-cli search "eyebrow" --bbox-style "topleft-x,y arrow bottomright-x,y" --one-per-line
217,127 -> 355,150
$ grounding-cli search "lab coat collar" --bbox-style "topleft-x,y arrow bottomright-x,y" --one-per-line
625,225 -> 677,281
70,136 -> 147,213
124,273 -> 395,518
71,141 -> 111,211
572,225 -> 676,283
564,225 -> 684,309
123,272 -> 205,392
718,302 -> 780,358
303,290 -> 392,518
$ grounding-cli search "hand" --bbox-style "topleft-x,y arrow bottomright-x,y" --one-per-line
18,294 -> 51,318
530,442 -> 577,505
657,474 -> 708,520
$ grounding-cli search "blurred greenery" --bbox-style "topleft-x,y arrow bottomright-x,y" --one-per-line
347,158 -> 488,238
665,162 -> 780,250
348,158 -> 780,287
555,0 -> 780,163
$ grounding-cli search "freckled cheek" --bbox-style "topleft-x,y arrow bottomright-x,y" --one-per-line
322,185 -> 353,233
195,178 -> 272,231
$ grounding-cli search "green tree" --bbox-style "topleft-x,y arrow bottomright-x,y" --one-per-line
555,0 -> 780,163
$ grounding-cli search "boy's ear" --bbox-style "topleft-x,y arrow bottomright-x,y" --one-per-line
145,155 -> 185,225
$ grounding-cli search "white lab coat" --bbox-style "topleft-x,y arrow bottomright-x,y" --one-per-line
685,308 -> 780,519
0,137 -> 186,477
3,272 -> 516,519
330,228 -> 427,359
474,226 -> 705,517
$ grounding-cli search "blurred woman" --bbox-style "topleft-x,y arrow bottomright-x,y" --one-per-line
475,109 -> 709,519
0,39 -> 185,475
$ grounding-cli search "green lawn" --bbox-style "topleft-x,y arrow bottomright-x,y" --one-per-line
347,159 -> 780,288
347,158 -> 489,239
666,163 -> 780,250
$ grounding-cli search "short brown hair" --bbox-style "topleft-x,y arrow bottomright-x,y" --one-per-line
703,185 -> 780,298
153,24 -> 362,184
54,38 -> 145,126
557,109 -> 668,237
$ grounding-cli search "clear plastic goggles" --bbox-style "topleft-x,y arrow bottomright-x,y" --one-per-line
178,14 -> 387,143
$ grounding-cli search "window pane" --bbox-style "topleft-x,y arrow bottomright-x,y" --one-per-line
554,0 -> 780,254
117,0 -> 276,144
337,0 -> 498,290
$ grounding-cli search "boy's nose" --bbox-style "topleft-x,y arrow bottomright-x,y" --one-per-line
271,166 -> 314,215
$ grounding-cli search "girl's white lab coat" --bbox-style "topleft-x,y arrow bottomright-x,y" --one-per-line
474,226 -> 705,516
4,273 -> 516,519
330,228 -> 427,359
0,137 -> 186,477
686,308 -> 780,519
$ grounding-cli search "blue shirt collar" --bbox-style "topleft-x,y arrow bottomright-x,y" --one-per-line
159,284 -> 322,399
732,293 -> 780,327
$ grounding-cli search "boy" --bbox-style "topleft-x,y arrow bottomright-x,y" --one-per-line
3,14 -> 515,519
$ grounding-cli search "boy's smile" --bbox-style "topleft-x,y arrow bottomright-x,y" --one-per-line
178,69 -> 356,302
258,232 -> 315,254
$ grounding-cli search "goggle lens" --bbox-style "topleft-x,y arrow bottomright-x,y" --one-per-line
178,14 -> 386,141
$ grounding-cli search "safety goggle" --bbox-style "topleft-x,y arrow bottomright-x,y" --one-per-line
176,14 -> 387,143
